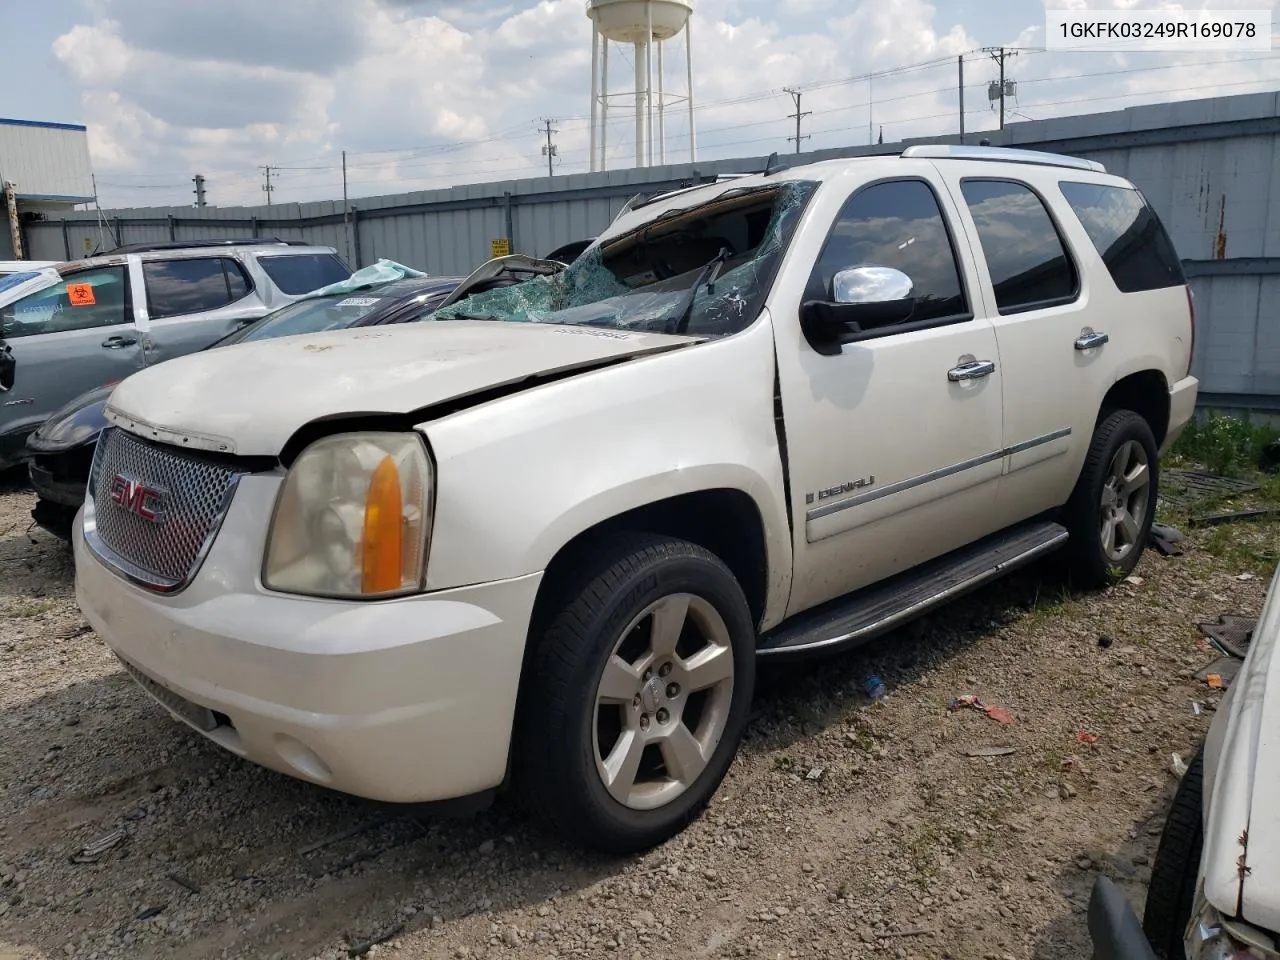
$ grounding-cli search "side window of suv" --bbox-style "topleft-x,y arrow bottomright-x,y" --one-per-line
145,258 -> 252,319
1058,182 -> 1185,292
256,253 -> 350,296
0,267 -> 131,338
960,179 -> 1078,314
807,179 -> 969,324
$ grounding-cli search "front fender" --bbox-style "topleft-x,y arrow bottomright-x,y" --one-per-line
421,317 -> 793,626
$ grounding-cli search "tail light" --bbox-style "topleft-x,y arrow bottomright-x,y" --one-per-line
1185,284 -> 1196,377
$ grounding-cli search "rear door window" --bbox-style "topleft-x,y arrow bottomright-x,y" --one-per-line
144,257 -> 250,319
0,267 -> 131,338
1058,182 -> 1185,292
960,179 -> 1078,314
257,253 -> 351,295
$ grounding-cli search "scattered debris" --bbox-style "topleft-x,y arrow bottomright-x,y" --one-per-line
806,766 -> 826,781
1150,523 -> 1185,544
69,829 -> 125,864
1236,572 -> 1261,581
880,928 -> 931,939
1171,754 -> 1189,778
1122,575 -> 1145,587
55,623 -> 93,640
864,675 -> 887,701
1077,731 -> 1099,745
1192,703 -> 1203,716
296,816 -> 392,857
948,695 -> 1014,724
1097,635 -> 1114,649
1060,755 -> 1090,774
29,786 -> 52,799
1198,615 -> 1256,659
167,872 -> 200,895
965,746 -> 1015,758
1195,658 -> 1241,689
135,905 -> 165,921
1191,508 -> 1280,527
1161,470 -> 1259,509
346,923 -> 405,959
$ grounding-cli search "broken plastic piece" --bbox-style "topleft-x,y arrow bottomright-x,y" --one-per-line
1171,754 -> 1189,778
70,828 -> 125,864
1077,731 -> 1099,745
1207,674 -> 1223,689
948,695 -> 1014,724
965,746 -> 1015,758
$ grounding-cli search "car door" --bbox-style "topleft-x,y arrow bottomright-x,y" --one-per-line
139,256 -> 265,365
774,175 -> 1006,616
0,264 -> 144,445
940,170 -> 1109,522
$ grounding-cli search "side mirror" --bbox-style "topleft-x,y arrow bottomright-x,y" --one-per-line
0,341 -> 13,393
800,265 -> 915,356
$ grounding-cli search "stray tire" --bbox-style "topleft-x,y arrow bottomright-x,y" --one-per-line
516,532 -> 755,855
1142,746 -> 1204,960
1063,409 -> 1159,586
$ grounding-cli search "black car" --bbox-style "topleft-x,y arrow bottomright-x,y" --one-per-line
27,274 -> 463,538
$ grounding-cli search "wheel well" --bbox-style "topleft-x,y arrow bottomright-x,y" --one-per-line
534,489 -> 770,630
1100,371 -> 1170,446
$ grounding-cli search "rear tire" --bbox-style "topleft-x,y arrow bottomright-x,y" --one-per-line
1063,410 -> 1159,586
1142,746 -> 1204,960
516,532 -> 755,855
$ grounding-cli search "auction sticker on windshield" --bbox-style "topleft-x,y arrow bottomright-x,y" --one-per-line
67,283 -> 96,306
337,297 -> 380,307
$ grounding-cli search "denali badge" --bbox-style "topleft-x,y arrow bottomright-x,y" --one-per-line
805,476 -> 876,505
108,474 -> 168,523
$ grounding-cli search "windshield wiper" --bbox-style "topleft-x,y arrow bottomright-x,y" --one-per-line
435,311 -> 500,322
667,247 -> 730,336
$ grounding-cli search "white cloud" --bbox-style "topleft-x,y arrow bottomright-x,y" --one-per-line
49,0 -> 1280,209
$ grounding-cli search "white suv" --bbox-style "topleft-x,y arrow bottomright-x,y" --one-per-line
73,146 -> 1198,853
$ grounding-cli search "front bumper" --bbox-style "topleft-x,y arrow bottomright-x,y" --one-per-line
73,474 -> 542,804
1161,374 -> 1200,455
1088,877 -> 1159,960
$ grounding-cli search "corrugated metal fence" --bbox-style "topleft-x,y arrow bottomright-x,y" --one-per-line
22,91 -> 1280,409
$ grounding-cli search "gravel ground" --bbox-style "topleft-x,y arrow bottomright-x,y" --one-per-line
1,474 -> 1277,960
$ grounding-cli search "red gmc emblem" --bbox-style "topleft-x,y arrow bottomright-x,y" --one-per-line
108,474 -> 167,523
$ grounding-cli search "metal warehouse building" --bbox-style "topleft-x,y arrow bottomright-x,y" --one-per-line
0,117 -> 95,260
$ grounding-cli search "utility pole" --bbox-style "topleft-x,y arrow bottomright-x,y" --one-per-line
192,173 -> 207,208
540,119 -> 559,177
983,46 -> 1017,131
261,165 -> 274,206
783,87 -> 810,154
341,150 -> 351,266
958,54 -> 965,142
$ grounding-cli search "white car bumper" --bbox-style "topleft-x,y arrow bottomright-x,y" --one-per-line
73,475 -> 541,804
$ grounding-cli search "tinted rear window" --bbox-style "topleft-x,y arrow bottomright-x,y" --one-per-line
257,253 -> 351,295
1058,182 -> 1184,293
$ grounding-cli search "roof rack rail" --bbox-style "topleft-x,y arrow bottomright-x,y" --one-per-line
900,144 -> 1106,173
107,237 -> 312,255
616,171 -> 760,218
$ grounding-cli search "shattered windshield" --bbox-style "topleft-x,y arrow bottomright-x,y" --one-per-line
430,180 -> 816,337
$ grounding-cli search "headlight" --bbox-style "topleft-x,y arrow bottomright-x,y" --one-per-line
263,432 -> 432,598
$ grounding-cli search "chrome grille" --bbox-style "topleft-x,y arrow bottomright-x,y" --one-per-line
87,428 -> 241,591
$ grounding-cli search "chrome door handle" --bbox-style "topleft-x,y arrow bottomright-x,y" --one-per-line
947,360 -> 996,382
1074,331 -> 1109,350
101,336 -> 138,349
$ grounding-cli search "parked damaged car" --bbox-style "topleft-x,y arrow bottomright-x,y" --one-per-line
1091,560 -> 1280,960
27,252 -> 564,537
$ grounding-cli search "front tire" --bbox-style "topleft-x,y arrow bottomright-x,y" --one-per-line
516,533 -> 755,855
1143,746 -> 1204,960
1063,409 -> 1159,586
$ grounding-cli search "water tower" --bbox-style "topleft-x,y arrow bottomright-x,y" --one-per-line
587,0 -> 695,172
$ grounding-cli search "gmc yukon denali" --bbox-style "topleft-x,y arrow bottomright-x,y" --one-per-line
73,145 -> 1199,854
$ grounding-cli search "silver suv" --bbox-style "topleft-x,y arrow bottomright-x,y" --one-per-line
0,239 -> 350,468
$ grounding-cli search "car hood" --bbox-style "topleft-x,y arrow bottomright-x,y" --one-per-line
1202,561 -> 1280,933
27,381 -> 116,452
105,320 -> 696,457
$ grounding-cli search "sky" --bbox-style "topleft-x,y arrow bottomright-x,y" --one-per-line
4,0 -> 1280,209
